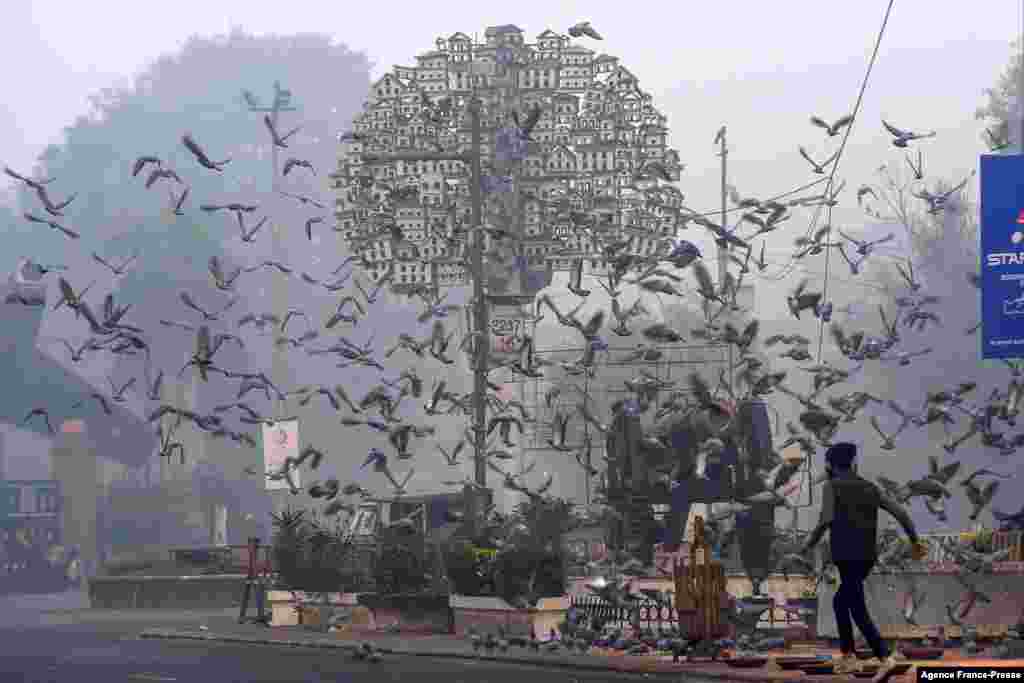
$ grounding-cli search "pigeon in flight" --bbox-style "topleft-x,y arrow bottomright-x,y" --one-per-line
809,114 -> 854,137
264,115 -> 301,148
182,133 -> 230,171
282,158 -> 315,176
882,119 -> 936,147
798,146 -> 839,175
568,21 -> 602,40
23,212 -> 79,240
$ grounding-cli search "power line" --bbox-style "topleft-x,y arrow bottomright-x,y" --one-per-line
761,0 -> 899,291
701,255 -> 895,294
816,0 -> 897,362
681,176 -> 829,220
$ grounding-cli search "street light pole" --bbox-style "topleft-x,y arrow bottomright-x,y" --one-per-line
245,81 -> 298,421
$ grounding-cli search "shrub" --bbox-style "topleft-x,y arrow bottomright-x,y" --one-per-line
491,545 -> 566,608
374,544 -> 428,595
271,506 -> 358,593
443,540 -> 489,595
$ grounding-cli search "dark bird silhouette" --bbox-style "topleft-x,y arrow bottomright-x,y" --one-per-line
305,216 -> 324,241
905,149 -> 924,180
132,156 -> 162,177
106,376 -> 137,402
54,337 -> 102,363
179,291 -> 238,321
179,325 -> 231,382
511,104 -> 543,142
21,408 -> 55,435
23,212 -> 79,240
277,190 -> 326,209
182,133 -> 230,171
53,277 -> 95,317
567,21 -> 602,40
264,115 -> 301,148
146,369 -> 165,401
92,252 -> 138,276
283,158 -> 315,176
73,392 -> 112,416
810,114 -> 854,137
200,203 -> 258,214
238,214 -> 269,243
798,146 -> 839,175
882,119 -> 936,147
169,187 -> 189,215
208,255 -> 243,291
145,168 -> 183,189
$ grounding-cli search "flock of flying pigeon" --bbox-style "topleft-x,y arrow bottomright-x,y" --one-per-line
2,23 -> 1020,578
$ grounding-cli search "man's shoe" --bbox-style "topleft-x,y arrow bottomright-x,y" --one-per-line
833,654 -> 861,675
870,654 -> 904,683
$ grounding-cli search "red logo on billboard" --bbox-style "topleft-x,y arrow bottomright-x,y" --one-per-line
1016,210 -> 1024,224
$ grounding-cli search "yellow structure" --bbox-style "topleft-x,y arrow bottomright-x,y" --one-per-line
674,515 -> 729,639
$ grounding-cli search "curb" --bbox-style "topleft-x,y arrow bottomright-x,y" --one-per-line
139,630 -> 789,681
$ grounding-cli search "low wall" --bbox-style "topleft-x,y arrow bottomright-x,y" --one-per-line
450,595 -> 567,638
88,574 -> 246,609
817,565 -> 1024,639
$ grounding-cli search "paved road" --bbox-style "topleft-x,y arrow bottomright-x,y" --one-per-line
0,592 -> 697,683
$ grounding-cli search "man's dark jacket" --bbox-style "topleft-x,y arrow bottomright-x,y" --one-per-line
807,470 -> 918,563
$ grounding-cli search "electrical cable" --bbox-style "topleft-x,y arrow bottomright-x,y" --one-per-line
762,0 -> 899,291
815,0 -> 898,362
680,176 -> 830,219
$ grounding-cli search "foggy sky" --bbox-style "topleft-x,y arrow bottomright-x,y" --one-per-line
2,1 -> 1023,528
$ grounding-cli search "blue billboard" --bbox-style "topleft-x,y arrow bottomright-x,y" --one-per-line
981,154 -> 1024,359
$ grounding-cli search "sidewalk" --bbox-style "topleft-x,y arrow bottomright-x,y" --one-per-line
140,623 -> 947,681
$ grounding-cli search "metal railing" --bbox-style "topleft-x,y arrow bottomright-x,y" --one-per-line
568,593 -> 807,632
917,530 -> 1024,564
167,544 -> 272,575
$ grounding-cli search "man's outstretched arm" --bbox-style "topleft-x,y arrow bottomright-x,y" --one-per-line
878,492 -> 919,544
802,481 -> 833,553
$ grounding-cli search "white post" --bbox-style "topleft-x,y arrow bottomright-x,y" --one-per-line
212,504 -> 228,546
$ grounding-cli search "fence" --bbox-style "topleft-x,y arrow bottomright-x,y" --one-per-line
917,530 -> 1024,564
568,593 -> 806,633
511,342 -> 731,452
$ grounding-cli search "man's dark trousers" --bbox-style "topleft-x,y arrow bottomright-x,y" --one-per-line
833,560 -> 889,658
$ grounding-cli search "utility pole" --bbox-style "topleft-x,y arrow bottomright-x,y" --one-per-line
717,127 -> 728,287
245,81 -> 298,421
245,80 -> 299,421
716,127 -> 734,396
468,97 -> 489,493
244,82 -> 298,525
359,98 -> 490,529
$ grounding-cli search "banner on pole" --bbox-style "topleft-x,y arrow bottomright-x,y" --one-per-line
261,419 -> 300,491
488,301 -> 535,364
981,154 -> 1024,359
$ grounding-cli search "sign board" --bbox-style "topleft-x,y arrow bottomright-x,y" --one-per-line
0,480 -> 60,519
261,419 -> 300,491
60,419 -> 85,434
471,546 -> 498,561
346,503 -> 380,538
980,154 -> 1024,358
488,301 -> 535,363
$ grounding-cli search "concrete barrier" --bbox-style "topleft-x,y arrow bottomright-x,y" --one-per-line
817,565 -> 1024,639
88,574 -> 247,609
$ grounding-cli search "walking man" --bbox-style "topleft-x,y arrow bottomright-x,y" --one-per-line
800,442 -> 928,680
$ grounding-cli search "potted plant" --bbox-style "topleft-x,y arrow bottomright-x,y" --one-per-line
268,507 -> 358,628
358,528 -> 452,633
449,496 -> 573,637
